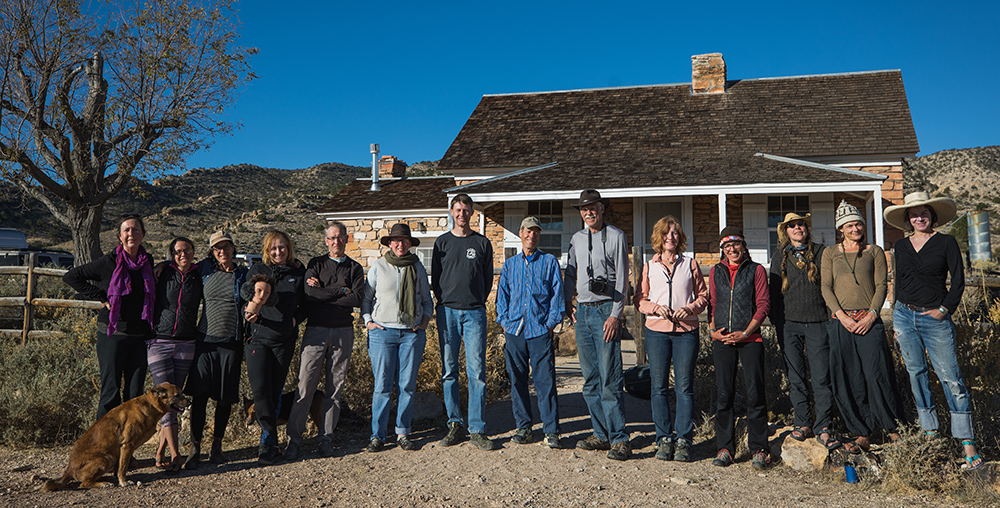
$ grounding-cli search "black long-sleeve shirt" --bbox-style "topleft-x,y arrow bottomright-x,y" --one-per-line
242,261 -> 306,342
303,254 -> 365,328
893,233 -> 965,314
63,251 -> 152,336
431,231 -> 493,309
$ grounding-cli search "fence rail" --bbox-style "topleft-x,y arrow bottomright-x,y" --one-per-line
0,254 -> 101,343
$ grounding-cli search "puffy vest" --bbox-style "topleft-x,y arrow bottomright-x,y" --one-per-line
712,259 -> 759,333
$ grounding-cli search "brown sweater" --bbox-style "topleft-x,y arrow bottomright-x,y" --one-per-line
820,244 -> 887,314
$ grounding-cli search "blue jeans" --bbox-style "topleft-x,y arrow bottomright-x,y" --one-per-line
575,301 -> 628,444
505,330 -> 560,434
368,327 -> 427,440
893,303 -> 974,439
437,306 -> 488,433
645,328 -> 698,444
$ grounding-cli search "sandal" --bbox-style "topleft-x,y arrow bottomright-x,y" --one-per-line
961,439 -> 985,471
924,430 -> 938,439
843,437 -> 870,455
790,426 -> 813,442
164,456 -> 184,474
155,456 -> 171,469
815,429 -> 841,451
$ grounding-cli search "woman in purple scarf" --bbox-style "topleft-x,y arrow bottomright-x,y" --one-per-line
65,215 -> 156,419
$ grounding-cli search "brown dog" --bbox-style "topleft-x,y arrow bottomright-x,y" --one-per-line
41,383 -> 189,491
243,390 -> 323,429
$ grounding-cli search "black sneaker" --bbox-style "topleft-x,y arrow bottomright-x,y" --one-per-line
183,442 -> 201,470
607,441 -> 631,461
397,435 -> 417,451
470,433 -> 496,451
576,435 -> 611,451
365,437 -> 384,453
712,449 -> 733,467
654,438 -> 674,461
751,450 -> 771,470
283,441 -> 303,462
317,440 -> 336,458
210,439 -> 227,464
258,446 -> 282,466
440,422 -> 466,447
543,434 -> 561,449
511,428 -> 532,445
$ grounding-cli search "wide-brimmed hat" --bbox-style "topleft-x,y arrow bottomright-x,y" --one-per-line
571,189 -> 611,210
835,200 -> 864,229
208,230 -> 234,249
380,223 -> 420,247
883,191 -> 957,230
777,212 -> 812,243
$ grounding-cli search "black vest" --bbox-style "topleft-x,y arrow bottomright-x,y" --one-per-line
713,259 -> 760,333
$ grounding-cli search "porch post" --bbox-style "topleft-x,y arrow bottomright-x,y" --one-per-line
873,185 -> 885,248
718,192 -> 727,231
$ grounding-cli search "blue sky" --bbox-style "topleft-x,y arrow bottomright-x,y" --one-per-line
185,1 -> 1000,171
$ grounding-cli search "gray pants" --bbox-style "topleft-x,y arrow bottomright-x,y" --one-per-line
287,326 -> 355,445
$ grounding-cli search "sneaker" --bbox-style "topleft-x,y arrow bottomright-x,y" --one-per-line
317,440 -> 336,458
283,441 -> 303,462
576,435 -> 611,451
365,437 -> 384,453
655,439 -> 674,461
470,433 -> 496,451
257,446 -> 282,466
607,441 -> 631,461
397,435 -> 417,451
543,434 -> 561,449
511,428 -> 532,445
440,422 -> 466,447
210,439 -> 227,464
711,449 -> 733,467
673,440 -> 692,462
183,442 -> 201,470
751,450 -> 771,470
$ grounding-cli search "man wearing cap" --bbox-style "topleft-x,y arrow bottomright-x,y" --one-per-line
497,217 -> 565,449
564,189 -> 631,460
284,221 -> 365,460
433,194 -> 496,451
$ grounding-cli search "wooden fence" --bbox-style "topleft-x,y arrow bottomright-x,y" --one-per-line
0,253 -> 102,343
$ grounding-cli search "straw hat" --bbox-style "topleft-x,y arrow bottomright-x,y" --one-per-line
777,212 -> 811,243
883,191 -> 957,230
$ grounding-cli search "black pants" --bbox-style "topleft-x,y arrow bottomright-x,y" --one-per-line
96,332 -> 148,420
779,320 -> 834,431
245,336 -> 294,449
713,340 -> 768,455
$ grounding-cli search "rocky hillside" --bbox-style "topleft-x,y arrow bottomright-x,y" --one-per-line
903,145 -> 1000,209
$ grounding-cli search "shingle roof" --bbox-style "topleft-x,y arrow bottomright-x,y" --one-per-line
439,70 -> 919,172
315,177 -> 454,214
449,153 -> 882,194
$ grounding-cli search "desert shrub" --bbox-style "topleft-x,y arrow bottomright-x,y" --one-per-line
882,424 -> 962,492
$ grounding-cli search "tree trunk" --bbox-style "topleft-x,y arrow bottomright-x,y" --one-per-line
68,204 -> 106,265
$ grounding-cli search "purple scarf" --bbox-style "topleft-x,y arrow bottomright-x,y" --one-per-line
106,244 -> 156,335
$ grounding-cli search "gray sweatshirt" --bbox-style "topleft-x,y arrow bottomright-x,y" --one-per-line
362,257 -> 433,329
564,223 -> 630,319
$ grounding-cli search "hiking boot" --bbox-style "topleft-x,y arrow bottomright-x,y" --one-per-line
365,437 -> 384,453
210,439 -> 227,464
440,422 -> 466,447
673,439 -> 692,462
257,446 -> 282,466
283,441 -> 303,462
470,433 -> 496,451
607,441 -> 631,461
751,450 -> 771,470
655,438 -> 674,461
317,440 -> 336,458
511,428 -> 532,445
712,449 -> 733,467
183,442 -> 201,470
576,435 -> 611,451
543,434 -> 561,449
397,435 -> 417,451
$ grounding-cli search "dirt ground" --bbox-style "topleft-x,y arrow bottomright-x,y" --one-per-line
0,342 -> 982,508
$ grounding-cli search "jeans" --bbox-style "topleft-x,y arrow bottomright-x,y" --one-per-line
288,326 -> 355,445
575,301 -> 628,444
778,320 -> 834,431
893,303 -> 974,439
369,327 -> 427,440
437,306 -> 488,434
645,328 -> 698,444
504,330 -> 560,434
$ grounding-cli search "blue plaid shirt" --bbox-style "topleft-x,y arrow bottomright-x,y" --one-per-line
496,249 -> 565,338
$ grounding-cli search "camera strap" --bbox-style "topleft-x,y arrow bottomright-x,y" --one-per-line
586,225 -> 608,280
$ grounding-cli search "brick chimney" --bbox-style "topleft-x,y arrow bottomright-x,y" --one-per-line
691,53 -> 726,94
378,155 -> 406,178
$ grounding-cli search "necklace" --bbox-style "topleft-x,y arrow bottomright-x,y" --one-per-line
841,244 -> 860,285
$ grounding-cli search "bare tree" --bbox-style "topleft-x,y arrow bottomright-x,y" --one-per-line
0,0 -> 255,263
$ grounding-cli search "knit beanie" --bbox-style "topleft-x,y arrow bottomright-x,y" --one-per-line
835,200 -> 864,229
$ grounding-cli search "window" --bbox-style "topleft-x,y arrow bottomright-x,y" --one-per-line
767,195 -> 809,254
527,201 -> 563,258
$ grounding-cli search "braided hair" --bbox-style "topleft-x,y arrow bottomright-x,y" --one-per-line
778,232 -> 819,292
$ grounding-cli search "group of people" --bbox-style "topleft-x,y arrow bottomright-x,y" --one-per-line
63,187 -> 983,471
